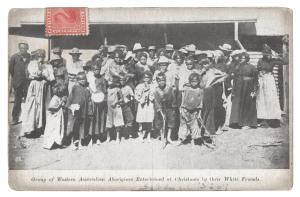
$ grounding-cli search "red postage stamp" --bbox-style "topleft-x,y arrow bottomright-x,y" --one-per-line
45,7 -> 89,36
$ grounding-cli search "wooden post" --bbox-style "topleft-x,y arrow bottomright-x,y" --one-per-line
163,24 -> 168,45
48,38 -> 51,61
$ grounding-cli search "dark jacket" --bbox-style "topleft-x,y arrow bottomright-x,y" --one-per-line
9,52 -> 30,88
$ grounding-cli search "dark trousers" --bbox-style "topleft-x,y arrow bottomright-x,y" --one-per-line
12,83 -> 25,120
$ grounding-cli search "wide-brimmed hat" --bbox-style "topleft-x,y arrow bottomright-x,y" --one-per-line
148,46 -> 157,51
49,54 -> 62,62
107,46 -> 116,53
179,48 -> 188,54
69,48 -> 82,55
262,44 -> 272,55
165,44 -> 174,51
219,43 -> 233,52
157,56 -> 171,64
52,47 -> 63,53
231,49 -> 246,57
186,44 -> 196,52
133,43 -> 145,52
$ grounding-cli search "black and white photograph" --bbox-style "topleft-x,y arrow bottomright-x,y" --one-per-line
7,7 -> 292,190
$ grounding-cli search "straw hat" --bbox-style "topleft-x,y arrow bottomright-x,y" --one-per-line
219,43 -> 233,52
165,44 -> 174,51
157,56 -> 170,64
107,46 -> 116,53
186,44 -> 196,52
133,43 -> 145,52
148,46 -> 157,51
69,48 -> 82,55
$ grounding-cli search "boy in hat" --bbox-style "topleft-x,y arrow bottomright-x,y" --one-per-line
66,48 -> 85,94
66,72 -> 92,150
9,40 -> 31,125
153,56 -> 175,88
219,43 -> 233,65
154,72 -> 178,148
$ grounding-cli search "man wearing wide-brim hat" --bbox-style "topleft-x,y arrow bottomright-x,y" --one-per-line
132,43 -> 145,53
219,43 -> 233,64
66,47 -> 85,93
9,40 -> 31,125
165,44 -> 175,59
147,46 -> 157,66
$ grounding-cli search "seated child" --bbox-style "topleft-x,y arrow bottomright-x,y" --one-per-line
153,73 -> 178,148
135,71 -> 155,142
119,72 -> 135,140
66,72 -> 93,150
106,76 -> 125,144
43,83 -> 67,149
178,73 -> 207,147
86,62 -> 107,146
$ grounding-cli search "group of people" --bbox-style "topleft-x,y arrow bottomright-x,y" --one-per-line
9,40 -> 288,150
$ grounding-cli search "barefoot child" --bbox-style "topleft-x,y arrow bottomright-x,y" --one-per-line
106,77 -> 124,144
43,83 -> 67,149
135,71 -> 155,142
87,62 -> 107,145
66,72 -> 92,150
178,73 -> 206,147
119,72 -> 135,140
153,73 -> 178,148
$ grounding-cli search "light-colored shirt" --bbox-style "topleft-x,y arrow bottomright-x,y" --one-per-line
27,60 -> 55,81
66,59 -> 85,79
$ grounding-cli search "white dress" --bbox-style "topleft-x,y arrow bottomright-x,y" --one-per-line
135,83 -> 155,123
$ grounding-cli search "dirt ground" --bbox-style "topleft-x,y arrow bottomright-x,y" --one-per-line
8,101 -> 290,170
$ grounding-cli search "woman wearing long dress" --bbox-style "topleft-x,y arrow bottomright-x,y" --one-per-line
200,58 -> 226,135
230,52 -> 258,129
256,44 -> 288,127
21,49 -> 55,137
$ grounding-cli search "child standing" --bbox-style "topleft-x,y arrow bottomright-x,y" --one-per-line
178,73 -> 206,147
66,72 -> 92,150
119,72 -> 135,140
135,71 -> 155,142
106,76 -> 124,144
153,73 -> 178,148
86,63 -> 107,145
43,83 -> 67,149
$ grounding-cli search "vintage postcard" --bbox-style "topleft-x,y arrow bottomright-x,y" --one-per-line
8,7 -> 292,190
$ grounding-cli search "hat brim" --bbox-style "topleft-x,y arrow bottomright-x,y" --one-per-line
219,46 -> 233,51
69,52 -> 82,55
133,47 -> 145,52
